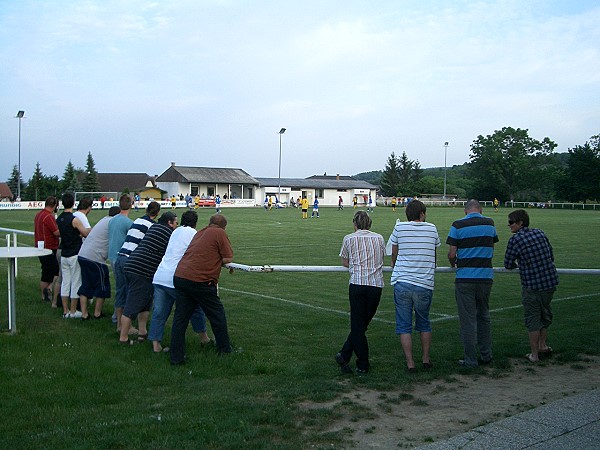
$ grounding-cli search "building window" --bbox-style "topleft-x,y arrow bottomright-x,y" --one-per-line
316,189 -> 324,199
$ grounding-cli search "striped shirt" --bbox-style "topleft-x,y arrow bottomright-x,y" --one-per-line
390,221 -> 441,290
339,230 -> 385,288
446,213 -> 499,283
118,215 -> 155,257
504,227 -> 558,290
124,223 -> 173,279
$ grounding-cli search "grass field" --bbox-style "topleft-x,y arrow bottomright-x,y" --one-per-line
0,205 -> 599,449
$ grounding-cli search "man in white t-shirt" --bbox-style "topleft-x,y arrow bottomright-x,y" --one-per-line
389,200 -> 441,372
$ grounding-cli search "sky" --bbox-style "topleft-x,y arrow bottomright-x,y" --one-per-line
1,0 -> 599,183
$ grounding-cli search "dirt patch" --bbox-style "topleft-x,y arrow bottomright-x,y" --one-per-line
300,355 -> 600,448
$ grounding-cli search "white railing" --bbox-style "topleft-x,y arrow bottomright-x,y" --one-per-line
376,198 -> 600,210
0,228 -> 35,277
225,263 -> 600,275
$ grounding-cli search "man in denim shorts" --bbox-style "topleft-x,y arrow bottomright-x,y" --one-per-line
389,200 -> 441,372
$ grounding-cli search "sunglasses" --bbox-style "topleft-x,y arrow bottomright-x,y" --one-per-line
508,220 -> 516,225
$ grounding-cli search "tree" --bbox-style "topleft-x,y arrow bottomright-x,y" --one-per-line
25,162 -> 44,201
7,165 -> 25,199
468,127 -> 557,201
380,152 -> 402,196
398,151 -> 416,195
557,135 -> 600,202
82,151 -> 100,193
61,160 -> 80,193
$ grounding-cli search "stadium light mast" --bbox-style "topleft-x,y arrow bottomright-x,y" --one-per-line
16,111 -> 25,200
278,128 -> 286,201
443,141 -> 449,200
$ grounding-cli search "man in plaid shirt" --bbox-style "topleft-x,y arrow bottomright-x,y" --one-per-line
504,209 -> 558,363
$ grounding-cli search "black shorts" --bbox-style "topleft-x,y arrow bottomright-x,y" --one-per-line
123,272 -> 154,317
39,250 -> 59,283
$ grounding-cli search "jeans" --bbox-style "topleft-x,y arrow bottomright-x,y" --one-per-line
393,282 -> 433,334
455,282 -> 493,367
113,254 -> 128,309
339,284 -> 382,371
171,277 -> 232,364
148,284 -> 208,343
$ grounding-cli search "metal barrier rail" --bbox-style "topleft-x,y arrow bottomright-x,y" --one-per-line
225,263 -> 600,275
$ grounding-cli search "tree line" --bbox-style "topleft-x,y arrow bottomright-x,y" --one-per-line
6,128 -> 600,203
7,152 -> 100,201
359,127 -> 600,203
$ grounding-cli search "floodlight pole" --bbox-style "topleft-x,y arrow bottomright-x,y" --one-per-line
278,128 -> 286,201
443,141 -> 449,200
16,111 -> 25,200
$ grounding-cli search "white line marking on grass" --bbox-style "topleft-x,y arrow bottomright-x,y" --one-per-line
221,288 -> 396,324
223,288 -> 599,326
430,292 -> 600,323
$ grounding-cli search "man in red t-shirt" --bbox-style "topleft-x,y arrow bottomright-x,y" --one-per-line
34,196 -> 61,304
170,214 -> 234,363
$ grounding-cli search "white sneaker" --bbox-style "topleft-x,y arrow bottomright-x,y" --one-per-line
63,312 -> 70,319
69,311 -> 83,319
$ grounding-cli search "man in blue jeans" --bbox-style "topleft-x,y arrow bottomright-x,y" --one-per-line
447,199 -> 498,368
389,200 -> 441,372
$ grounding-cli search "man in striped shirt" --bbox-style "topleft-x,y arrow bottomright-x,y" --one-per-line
390,200 -> 441,372
119,211 -> 178,344
113,201 -> 161,333
335,211 -> 385,374
447,199 -> 498,368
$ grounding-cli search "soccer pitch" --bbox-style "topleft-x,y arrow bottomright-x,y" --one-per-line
0,205 -> 599,448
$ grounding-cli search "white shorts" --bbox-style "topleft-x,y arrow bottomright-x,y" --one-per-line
61,255 -> 82,298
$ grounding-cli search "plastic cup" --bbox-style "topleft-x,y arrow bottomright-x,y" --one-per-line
37,241 -> 44,249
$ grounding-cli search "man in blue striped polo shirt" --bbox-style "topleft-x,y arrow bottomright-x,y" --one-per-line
447,199 -> 499,368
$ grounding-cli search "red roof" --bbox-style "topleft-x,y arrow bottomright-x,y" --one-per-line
0,182 -> 14,200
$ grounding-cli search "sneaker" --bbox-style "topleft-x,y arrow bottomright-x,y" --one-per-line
335,352 -> 354,374
458,359 -> 477,368
356,367 -> 369,375
62,312 -> 70,319
69,311 -> 83,319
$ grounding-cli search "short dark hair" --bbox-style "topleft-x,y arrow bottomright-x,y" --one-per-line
146,201 -> 161,218
180,210 -> 198,228
45,196 -> 58,208
508,209 -> 529,227
158,211 -> 177,225
353,211 -> 372,230
119,194 -> 132,211
77,197 -> 92,211
405,200 -> 426,221
108,206 -> 121,217
61,192 -> 75,209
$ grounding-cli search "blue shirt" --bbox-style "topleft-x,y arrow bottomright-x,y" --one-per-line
446,212 -> 498,283
504,227 -> 558,290
108,214 -> 133,264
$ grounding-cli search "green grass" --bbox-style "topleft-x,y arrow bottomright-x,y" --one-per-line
0,205 -> 599,448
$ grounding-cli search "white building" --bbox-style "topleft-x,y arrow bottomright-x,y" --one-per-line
155,163 -> 377,207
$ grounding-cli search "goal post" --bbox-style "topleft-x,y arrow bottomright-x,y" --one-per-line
74,192 -> 118,201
